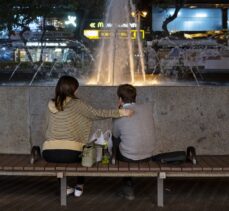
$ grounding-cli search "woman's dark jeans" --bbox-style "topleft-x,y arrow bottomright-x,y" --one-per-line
43,149 -> 84,185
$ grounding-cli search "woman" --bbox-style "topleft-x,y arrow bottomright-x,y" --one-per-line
42,75 -> 132,197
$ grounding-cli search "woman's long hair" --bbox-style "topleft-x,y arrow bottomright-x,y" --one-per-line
53,76 -> 79,111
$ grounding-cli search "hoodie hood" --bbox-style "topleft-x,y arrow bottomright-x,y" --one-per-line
48,100 -> 59,114
48,97 -> 72,114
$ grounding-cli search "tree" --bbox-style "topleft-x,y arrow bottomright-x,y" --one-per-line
0,0 -> 56,62
135,0 -> 186,36
0,1 -> 33,62
0,1 -> 78,61
161,0 -> 185,36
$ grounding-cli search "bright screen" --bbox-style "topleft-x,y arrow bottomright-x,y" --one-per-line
152,8 -> 222,32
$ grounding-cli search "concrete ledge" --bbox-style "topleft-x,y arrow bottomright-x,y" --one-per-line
0,85 -> 229,154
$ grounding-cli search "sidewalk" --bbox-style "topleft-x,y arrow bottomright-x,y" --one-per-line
0,176 -> 229,211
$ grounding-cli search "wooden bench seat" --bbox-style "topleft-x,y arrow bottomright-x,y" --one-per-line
1,154 -> 229,207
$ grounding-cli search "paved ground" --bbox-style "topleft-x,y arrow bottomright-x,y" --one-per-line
1,176 -> 229,211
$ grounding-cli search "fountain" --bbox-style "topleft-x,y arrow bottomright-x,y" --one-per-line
88,0 -> 149,86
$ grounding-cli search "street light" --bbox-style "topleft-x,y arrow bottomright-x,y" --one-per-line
131,11 -> 148,18
131,11 -> 148,24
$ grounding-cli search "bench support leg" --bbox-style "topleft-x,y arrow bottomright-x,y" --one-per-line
58,174 -> 67,206
157,173 -> 165,207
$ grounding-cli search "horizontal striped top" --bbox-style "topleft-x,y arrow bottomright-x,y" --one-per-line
45,98 -> 120,151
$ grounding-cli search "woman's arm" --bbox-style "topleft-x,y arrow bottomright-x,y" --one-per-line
76,100 -> 132,120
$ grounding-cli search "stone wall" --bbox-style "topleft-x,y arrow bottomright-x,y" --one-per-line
0,85 -> 228,155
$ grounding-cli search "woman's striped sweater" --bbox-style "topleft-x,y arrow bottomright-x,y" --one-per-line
44,98 -> 120,151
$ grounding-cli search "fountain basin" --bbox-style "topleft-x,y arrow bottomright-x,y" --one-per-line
0,85 -> 228,155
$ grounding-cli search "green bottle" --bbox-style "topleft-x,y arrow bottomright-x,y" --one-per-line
102,143 -> 110,165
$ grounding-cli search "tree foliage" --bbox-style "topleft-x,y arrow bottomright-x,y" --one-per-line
161,0 -> 185,36
0,0 -> 80,33
0,0 -> 79,61
141,0 -> 186,36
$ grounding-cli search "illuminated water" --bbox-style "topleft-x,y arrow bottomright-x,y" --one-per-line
90,0 -> 146,85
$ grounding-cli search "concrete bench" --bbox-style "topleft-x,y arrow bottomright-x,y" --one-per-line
1,154 -> 229,207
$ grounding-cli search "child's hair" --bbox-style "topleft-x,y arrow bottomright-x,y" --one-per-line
117,84 -> 136,103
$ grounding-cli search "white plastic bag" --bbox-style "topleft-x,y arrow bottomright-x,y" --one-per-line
89,129 -> 104,162
89,129 -> 106,145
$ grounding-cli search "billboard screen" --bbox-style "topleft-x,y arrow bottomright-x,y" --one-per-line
152,8 -> 222,32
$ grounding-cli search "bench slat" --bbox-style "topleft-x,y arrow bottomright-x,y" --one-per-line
108,162 -> 119,171
0,154 -> 8,170
190,157 -> 202,171
10,155 -> 34,171
159,163 -> 171,171
201,156 -> 224,171
76,163 -> 87,172
139,161 -> 150,171
118,161 -> 129,172
13,155 -> 31,171
168,163 -> 182,172
204,156 -> 223,171
98,162 -> 109,171
55,163 -> 67,171
218,156 -> 229,171
34,159 -> 49,171
87,162 -> 98,172
149,161 -> 160,171
4,155 -> 27,171
65,163 -> 77,171
197,156 -> 212,171
180,162 -> 194,172
209,156 -> 229,171
129,162 -> 139,171
44,161 -> 56,171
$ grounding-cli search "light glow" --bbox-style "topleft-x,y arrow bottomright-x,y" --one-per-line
195,13 -> 207,18
83,30 -> 145,40
54,48 -> 62,52
65,16 -> 77,27
26,42 -> 67,47
131,11 -> 148,18
83,30 -> 99,39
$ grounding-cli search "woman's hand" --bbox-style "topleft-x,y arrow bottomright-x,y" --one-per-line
119,109 -> 134,117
